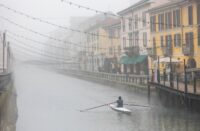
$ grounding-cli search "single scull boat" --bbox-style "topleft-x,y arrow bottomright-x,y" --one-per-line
110,104 -> 131,114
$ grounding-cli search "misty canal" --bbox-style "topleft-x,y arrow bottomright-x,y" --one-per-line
14,65 -> 200,131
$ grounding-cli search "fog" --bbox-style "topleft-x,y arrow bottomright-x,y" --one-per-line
0,0 -> 137,61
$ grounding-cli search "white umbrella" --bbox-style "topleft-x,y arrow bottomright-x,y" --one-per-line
153,57 -> 181,64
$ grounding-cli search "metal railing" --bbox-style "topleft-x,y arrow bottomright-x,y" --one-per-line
150,70 -> 200,94
65,69 -> 149,87
0,73 -> 12,92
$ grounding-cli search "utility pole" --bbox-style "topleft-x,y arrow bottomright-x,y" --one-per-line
2,32 -> 6,72
157,56 -> 160,83
7,42 -> 10,72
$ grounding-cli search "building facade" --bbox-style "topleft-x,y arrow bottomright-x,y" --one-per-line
148,0 -> 200,74
0,32 -> 12,72
83,18 -> 121,72
117,0 -> 170,75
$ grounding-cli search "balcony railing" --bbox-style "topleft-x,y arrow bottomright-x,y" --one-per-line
147,47 -> 157,58
182,45 -> 194,56
163,47 -> 172,57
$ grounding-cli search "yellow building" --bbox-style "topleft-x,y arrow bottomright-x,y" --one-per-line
84,18 -> 121,72
148,0 -> 200,74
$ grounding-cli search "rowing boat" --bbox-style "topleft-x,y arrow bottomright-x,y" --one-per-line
109,104 -> 131,114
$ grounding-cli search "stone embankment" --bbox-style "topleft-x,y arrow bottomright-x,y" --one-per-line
0,73 -> 17,131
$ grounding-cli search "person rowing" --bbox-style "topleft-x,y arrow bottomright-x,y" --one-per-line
116,96 -> 123,107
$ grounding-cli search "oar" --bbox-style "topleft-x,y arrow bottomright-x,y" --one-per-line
79,101 -> 116,112
124,103 -> 150,108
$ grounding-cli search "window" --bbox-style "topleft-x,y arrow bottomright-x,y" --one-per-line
173,9 -> 181,28
117,28 -> 120,37
135,15 -> 138,29
198,4 -> 200,24
165,35 -> 172,48
97,42 -> 99,51
185,32 -> 193,47
109,29 -> 114,38
118,45 -> 121,55
143,32 -> 147,47
135,32 -> 139,46
129,33 -> 133,47
188,6 -> 193,25
153,37 -> 157,55
158,14 -> 164,31
150,16 -> 156,32
122,18 -> 125,32
97,32 -> 99,40
109,47 -> 113,55
174,34 -> 181,47
142,12 -> 146,27
87,35 -> 90,42
123,37 -> 126,48
132,33 -> 135,46
165,12 -> 172,29
160,36 -> 164,47
128,18 -> 132,30
198,28 -> 200,46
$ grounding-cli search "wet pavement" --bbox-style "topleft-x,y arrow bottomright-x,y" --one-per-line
14,65 -> 200,131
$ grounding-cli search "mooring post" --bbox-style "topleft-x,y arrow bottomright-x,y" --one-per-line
194,76 -> 196,94
177,73 -> 179,90
170,56 -> 174,88
148,84 -> 151,104
151,69 -> 154,82
184,59 -> 188,93
157,56 -> 160,83
163,69 -> 166,86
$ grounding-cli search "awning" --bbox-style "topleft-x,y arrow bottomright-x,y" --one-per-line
153,57 -> 181,64
135,55 -> 147,64
119,55 -> 147,65
119,56 -> 130,64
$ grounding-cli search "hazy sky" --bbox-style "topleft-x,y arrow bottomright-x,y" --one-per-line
0,0 -> 137,32
0,0 -> 140,60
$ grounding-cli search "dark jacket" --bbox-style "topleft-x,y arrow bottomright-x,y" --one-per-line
117,99 -> 123,107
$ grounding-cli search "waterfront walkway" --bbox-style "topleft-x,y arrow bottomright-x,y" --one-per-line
163,81 -> 200,94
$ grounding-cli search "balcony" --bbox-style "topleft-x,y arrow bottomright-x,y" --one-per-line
182,45 -> 194,56
147,47 -> 157,59
162,47 -> 172,57
124,46 -> 140,56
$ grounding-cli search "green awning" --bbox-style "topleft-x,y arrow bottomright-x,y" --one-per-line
128,56 -> 138,64
134,55 -> 147,64
119,55 -> 147,65
119,56 -> 130,64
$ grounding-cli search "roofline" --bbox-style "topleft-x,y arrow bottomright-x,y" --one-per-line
148,0 -> 189,14
103,21 -> 121,28
118,0 -> 152,15
103,23 -> 121,29
84,20 -> 120,32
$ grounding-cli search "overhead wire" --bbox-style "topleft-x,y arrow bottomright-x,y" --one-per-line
9,39 -> 75,61
0,3 -> 123,40
12,49 -> 78,65
6,30 -> 118,54
3,15 -> 196,52
1,2 -> 199,57
1,3 -> 195,42
61,0 -> 200,28
0,16 -> 122,53
1,1 -> 199,53
7,35 -> 73,58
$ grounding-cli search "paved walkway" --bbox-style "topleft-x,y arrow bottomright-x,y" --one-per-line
160,81 -> 200,95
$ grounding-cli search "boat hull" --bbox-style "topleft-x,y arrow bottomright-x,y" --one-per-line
110,104 -> 131,114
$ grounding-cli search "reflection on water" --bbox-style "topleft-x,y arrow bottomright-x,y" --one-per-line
15,65 -> 200,131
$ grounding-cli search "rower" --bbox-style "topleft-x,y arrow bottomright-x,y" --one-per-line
116,96 -> 123,107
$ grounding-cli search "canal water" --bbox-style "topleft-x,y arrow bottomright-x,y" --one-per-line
14,65 -> 200,131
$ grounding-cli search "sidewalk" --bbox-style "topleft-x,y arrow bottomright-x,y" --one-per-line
161,81 -> 200,94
